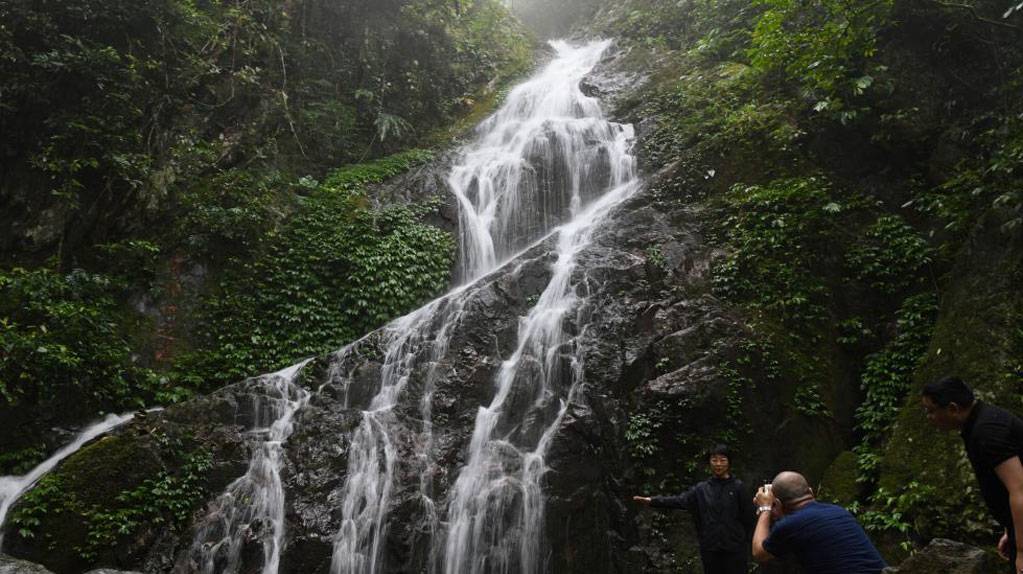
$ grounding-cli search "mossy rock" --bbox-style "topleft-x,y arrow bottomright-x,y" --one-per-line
877,214 -> 1023,543
5,431 -> 165,573
820,450 -> 861,506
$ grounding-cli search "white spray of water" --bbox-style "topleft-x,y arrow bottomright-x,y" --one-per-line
330,291 -> 472,574
178,360 -> 311,574
0,412 -> 136,549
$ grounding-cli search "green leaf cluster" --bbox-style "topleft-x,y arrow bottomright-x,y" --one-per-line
712,176 -> 852,326
749,0 -> 894,121
0,268 -> 160,410
179,151 -> 454,388
853,294 -> 939,482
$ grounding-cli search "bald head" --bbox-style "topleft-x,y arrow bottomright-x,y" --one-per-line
772,471 -> 812,504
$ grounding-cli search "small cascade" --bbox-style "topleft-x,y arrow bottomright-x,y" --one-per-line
0,412 -> 136,549
330,294 -> 470,574
177,360 -> 311,574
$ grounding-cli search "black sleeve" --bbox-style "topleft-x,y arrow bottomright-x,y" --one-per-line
650,484 -> 698,510
975,419 -> 1021,470
737,480 -> 756,536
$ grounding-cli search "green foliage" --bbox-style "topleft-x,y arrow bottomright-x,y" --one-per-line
846,216 -> 933,295
934,115 -> 1023,235
855,294 -> 938,447
719,362 -> 753,446
852,481 -> 932,551
594,0 -> 756,58
749,0 -> 894,121
0,446 -> 46,476
713,176 -> 852,326
322,149 -> 436,191
180,151 -> 453,387
179,170 -> 294,259
626,398 -> 701,492
626,410 -> 663,461
793,383 -> 831,418
646,244 -> 667,272
79,449 -> 211,561
0,268 -> 160,409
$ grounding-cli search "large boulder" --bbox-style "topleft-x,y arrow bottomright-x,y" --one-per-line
0,555 -> 54,574
883,538 -> 1002,574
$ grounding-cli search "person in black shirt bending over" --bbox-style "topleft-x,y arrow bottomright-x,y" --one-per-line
633,445 -> 754,574
922,376 -> 1023,574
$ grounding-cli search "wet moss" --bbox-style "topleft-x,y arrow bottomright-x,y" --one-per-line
877,215 -> 1023,544
7,421 -> 212,573
820,450 -> 862,506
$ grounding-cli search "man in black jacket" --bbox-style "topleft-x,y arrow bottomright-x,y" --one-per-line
633,445 -> 755,574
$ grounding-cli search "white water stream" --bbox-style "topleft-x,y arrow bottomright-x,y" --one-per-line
177,360 -> 311,574
451,40 -> 624,283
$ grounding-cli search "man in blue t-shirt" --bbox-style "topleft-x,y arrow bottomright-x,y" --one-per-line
751,471 -> 887,574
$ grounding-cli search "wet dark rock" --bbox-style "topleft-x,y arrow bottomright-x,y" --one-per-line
882,539 -> 1001,574
0,556 -> 55,574
367,152 -> 461,239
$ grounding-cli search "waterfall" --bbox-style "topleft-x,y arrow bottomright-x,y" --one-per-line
1,38 -> 635,574
177,360 -> 311,574
329,38 -> 638,574
0,412 -> 136,549
450,40 -> 622,283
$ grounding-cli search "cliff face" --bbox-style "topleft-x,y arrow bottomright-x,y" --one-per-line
584,0 -> 1023,565
3,1 -> 1023,572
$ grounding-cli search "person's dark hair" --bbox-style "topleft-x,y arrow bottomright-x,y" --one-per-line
922,376 -> 975,408
707,444 -> 731,460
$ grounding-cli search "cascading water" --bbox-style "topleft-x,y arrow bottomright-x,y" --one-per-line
329,38 -> 638,574
330,296 -> 470,574
177,360 -> 311,574
450,40 -> 625,283
0,412 -> 136,549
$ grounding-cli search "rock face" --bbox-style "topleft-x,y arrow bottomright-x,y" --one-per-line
882,539 -> 1002,574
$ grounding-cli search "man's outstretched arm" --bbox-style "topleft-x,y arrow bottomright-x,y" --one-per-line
633,484 -> 698,510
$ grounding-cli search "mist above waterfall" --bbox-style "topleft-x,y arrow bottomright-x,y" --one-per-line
504,0 -> 604,39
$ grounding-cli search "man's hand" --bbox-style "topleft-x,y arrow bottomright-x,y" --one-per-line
632,496 -> 652,506
754,486 -> 775,508
999,531 -> 1010,559
994,456 -> 1023,573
